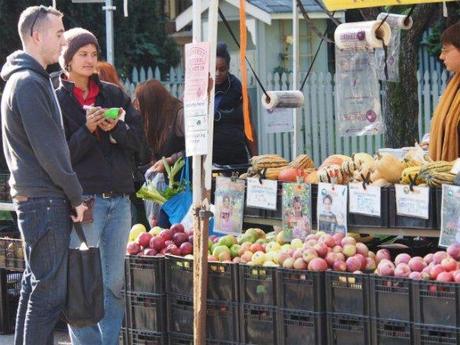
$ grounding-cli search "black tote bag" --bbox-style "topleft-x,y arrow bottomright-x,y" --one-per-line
63,222 -> 104,328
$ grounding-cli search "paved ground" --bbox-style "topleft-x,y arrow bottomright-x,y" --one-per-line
0,331 -> 71,345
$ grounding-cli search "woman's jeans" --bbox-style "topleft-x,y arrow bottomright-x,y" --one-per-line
14,197 -> 72,345
68,195 -> 131,345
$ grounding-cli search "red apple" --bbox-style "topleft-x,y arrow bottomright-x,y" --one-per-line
302,248 -> 318,264
173,232 -> 188,247
319,234 -> 336,248
165,243 -> 180,256
308,258 -> 328,272
143,248 -> 157,256
332,245 -> 343,254
395,253 -> 411,266
326,252 -> 340,267
332,232 -> 345,246
376,249 -> 391,263
436,271 -> 453,282
136,232 -> 152,248
313,243 -> 328,258
180,242 -> 193,256
356,243 -> 369,257
343,244 -> 356,258
430,264 -> 445,280
149,236 -> 166,251
453,270 -> 460,283
365,257 -> 376,272
424,253 -> 434,265
250,243 -> 264,253
293,257 -> 307,270
333,260 -> 347,272
283,257 -> 295,269
447,243 -> 460,260
170,223 -> 185,235
354,254 -> 367,270
159,229 -> 173,241
441,257 -> 457,272
409,271 -> 422,280
394,263 -> 411,278
346,256 -> 362,272
341,236 -> 356,247
408,257 -> 426,272
433,251 -> 449,265
127,241 -> 141,255
377,260 -> 395,276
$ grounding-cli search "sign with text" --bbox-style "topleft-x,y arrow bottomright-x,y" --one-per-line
395,184 -> 430,219
246,178 -> 278,210
264,107 -> 294,134
439,184 -> 460,248
323,0 -> 455,11
349,183 -> 381,217
183,42 -> 209,156
317,183 -> 348,235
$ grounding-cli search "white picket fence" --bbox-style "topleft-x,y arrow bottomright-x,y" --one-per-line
124,66 -> 450,165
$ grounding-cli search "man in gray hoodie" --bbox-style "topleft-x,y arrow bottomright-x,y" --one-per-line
1,6 -> 86,345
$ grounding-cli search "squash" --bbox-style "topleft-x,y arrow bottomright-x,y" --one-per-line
319,154 -> 352,170
278,167 -> 304,183
318,164 -> 345,184
373,153 -> 405,184
305,170 -> 319,184
352,152 -> 374,169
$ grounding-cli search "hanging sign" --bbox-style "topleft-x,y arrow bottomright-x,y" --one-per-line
395,184 -> 430,219
246,178 -> 278,210
439,184 -> 460,248
183,42 -> 210,156
264,107 -> 294,134
323,0 -> 455,11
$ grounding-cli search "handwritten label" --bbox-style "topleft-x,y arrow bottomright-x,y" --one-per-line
349,183 -> 381,217
264,108 -> 294,134
317,183 -> 348,235
439,184 -> 460,248
246,178 -> 278,210
184,42 -> 209,156
395,184 -> 429,219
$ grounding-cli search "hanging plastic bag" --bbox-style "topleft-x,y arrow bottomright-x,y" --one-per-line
376,28 -> 401,82
143,172 -> 167,227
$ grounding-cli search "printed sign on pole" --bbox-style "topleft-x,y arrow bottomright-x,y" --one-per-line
184,42 -> 210,156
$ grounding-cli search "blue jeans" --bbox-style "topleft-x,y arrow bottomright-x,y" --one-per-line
68,195 -> 131,345
14,197 -> 72,345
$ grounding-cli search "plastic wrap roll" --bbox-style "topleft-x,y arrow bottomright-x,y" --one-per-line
334,20 -> 392,49
261,91 -> 304,110
377,13 -> 413,30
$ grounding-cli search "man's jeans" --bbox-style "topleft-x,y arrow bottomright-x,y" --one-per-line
14,197 -> 72,345
69,195 -> 131,345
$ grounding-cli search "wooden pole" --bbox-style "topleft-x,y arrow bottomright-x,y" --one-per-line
292,0 -> 301,158
191,1 -> 206,345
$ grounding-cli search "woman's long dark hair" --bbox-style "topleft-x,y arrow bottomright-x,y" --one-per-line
135,80 -> 183,155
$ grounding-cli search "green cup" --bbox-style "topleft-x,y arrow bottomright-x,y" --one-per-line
104,108 -> 119,120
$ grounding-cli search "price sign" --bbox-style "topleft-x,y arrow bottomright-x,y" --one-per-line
395,184 -> 430,219
246,178 -> 278,210
349,183 -> 381,217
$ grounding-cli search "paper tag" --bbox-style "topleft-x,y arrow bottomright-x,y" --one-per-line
183,42 -> 209,156
349,183 -> 381,217
246,178 -> 278,210
282,183 -> 312,240
317,183 -> 348,235
395,184 -> 430,219
264,107 -> 294,134
439,184 -> 460,247
214,177 -> 246,235
451,158 -> 460,174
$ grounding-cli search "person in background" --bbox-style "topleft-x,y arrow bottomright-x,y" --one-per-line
56,28 -> 140,345
1,6 -> 86,345
429,22 -> 460,161
213,42 -> 258,165
96,60 -> 149,227
134,80 -> 185,227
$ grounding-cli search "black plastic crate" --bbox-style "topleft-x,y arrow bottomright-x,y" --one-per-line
120,328 -> 126,345
388,187 -> 437,229
348,187 -> 390,228
276,268 -> 325,312
277,309 -> 326,345
371,319 -> 412,345
167,294 -> 239,342
325,272 -> 369,317
239,264 -> 277,306
0,270 -> 21,334
0,173 -> 11,202
124,328 -> 167,345
126,292 -> 166,332
412,280 -> 460,328
435,187 -> 442,230
165,256 -> 238,301
240,304 -> 277,345
168,332 -> 239,345
369,275 -> 413,322
413,324 -> 459,345
327,314 -> 370,345
125,255 -> 165,294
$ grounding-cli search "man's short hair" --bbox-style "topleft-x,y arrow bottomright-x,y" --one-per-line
18,5 -> 63,43
441,22 -> 460,50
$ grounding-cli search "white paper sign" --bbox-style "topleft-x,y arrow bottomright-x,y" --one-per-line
263,108 -> 294,134
439,184 -> 460,248
184,42 -> 209,156
246,178 -> 278,210
395,184 -> 430,219
349,183 -> 381,217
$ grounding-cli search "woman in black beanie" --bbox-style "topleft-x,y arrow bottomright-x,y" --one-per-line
55,27 -> 141,345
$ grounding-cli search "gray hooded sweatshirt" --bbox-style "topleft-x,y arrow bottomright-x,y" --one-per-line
1,51 -> 82,206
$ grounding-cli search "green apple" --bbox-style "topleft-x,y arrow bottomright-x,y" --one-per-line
291,238 -> 303,249
230,244 -> 241,258
218,235 -> 237,248
129,223 -> 146,242
149,226 -> 162,236
212,245 -> 231,259
251,251 -> 267,265
266,242 -> 281,253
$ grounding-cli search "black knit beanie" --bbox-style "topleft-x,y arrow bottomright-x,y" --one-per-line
59,27 -> 100,70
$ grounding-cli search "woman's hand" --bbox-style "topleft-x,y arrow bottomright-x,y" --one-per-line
99,118 -> 119,132
85,107 -> 106,133
151,157 -> 174,173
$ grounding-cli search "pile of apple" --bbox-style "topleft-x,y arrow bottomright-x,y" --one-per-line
126,223 -> 193,257
376,243 -> 460,282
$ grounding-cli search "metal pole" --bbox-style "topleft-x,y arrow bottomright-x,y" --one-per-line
292,0 -> 300,158
103,0 -> 115,64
